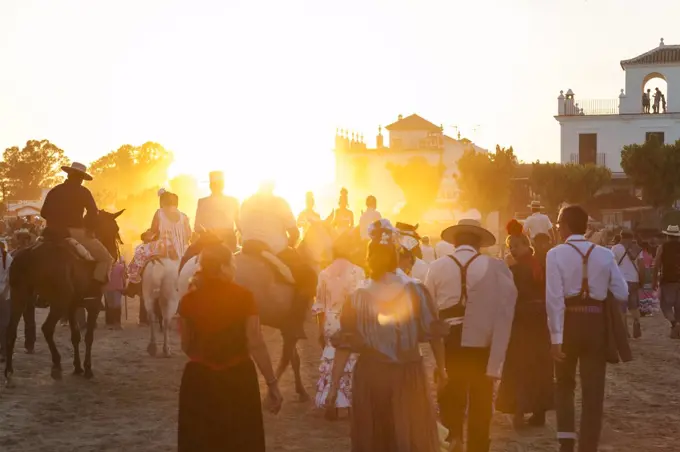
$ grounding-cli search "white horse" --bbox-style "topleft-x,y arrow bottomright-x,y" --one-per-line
142,257 -> 181,357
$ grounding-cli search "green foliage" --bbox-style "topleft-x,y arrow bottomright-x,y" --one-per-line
455,145 -> 518,219
529,162 -> 611,211
621,137 -> 680,210
87,142 -> 174,208
387,156 -> 446,224
0,140 -> 70,200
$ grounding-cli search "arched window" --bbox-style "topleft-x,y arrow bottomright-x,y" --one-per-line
642,72 -> 668,114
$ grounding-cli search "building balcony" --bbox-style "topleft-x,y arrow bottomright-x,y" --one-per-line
560,98 -> 619,116
569,153 -> 608,166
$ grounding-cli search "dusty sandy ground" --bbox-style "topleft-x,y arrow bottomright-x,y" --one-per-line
1,298 -> 679,452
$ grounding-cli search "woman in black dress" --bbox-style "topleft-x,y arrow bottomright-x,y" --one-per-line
178,243 -> 283,451
497,221 -> 554,429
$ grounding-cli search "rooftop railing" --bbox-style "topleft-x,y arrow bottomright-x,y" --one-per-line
562,99 -> 619,116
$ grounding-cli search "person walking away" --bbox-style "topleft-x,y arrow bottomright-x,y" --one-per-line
11,229 -> 38,351
496,220 -> 554,430
40,162 -> 113,288
547,205 -> 629,452
177,243 -> 283,451
104,256 -> 126,330
421,236 -> 436,263
240,181 -> 317,339
638,241 -> 657,316
326,219 -> 448,452
297,191 -> 322,235
328,187 -> 354,236
193,171 -> 240,251
426,218 -> 517,452
652,224 -> 680,338
611,230 -> 644,338
0,242 -> 13,363
312,231 -> 365,417
358,195 -> 381,242
523,201 -> 555,244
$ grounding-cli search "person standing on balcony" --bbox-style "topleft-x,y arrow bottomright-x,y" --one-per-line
642,90 -> 650,113
653,87 -> 662,114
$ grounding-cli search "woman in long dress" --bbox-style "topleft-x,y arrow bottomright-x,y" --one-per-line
177,243 -> 283,451
496,222 -> 554,429
313,232 -> 365,414
326,219 -> 448,451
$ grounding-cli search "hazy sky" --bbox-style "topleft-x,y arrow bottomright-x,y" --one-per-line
0,0 -> 677,200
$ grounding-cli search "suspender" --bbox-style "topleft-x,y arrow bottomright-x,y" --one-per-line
564,242 -> 596,299
447,253 -> 482,306
617,245 -> 640,273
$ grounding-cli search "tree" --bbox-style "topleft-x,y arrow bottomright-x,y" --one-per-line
529,162 -> 611,212
87,142 -> 173,208
621,137 -> 680,213
387,156 -> 446,224
0,140 -> 70,200
455,145 -> 518,222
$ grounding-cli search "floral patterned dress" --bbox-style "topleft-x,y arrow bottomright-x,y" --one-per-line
312,258 -> 365,409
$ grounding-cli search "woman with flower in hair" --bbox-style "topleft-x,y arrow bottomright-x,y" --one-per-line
325,218 -> 448,451
496,219 -> 554,429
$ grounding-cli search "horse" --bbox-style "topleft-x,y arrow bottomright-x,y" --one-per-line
4,210 -> 125,384
142,256 -> 181,358
177,224 -> 363,401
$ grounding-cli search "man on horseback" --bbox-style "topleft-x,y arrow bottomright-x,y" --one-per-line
297,191 -> 321,234
240,181 -> 317,339
194,171 -> 240,251
40,162 -> 113,287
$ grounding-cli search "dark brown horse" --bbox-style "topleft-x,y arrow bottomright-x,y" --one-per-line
4,210 -> 124,384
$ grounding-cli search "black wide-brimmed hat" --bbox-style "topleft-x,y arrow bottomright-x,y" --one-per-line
61,162 -> 93,181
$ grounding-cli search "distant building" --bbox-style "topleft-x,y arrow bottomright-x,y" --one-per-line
555,38 -> 680,173
334,113 -> 487,231
4,188 -> 49,218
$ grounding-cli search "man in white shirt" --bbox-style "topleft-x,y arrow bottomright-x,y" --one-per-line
523,201 -> 555,244
296,191 -> 321,234
546,205 -> 628,452
194,171 -> 240,250
358,195 -> 381,241
421,236 -> 436,263
425,219 -> 516,452
611,229 -> 644,338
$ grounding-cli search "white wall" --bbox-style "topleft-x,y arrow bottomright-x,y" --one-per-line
559,114 -> 680,171
621,65 -> 680,114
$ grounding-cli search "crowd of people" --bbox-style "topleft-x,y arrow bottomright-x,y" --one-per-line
6,160 -> 680,452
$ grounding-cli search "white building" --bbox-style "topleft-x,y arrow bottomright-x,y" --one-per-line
555,38 -> 680,173
334,113 -> 487,232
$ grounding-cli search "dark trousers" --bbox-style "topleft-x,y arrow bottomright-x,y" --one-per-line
555,310 -> 607,452
438,325 -> 493,452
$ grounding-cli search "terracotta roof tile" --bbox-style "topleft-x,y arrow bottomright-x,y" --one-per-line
620,45 -> 680,68
385,114 -> 442,132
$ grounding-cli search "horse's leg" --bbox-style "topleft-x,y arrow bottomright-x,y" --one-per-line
68,305 -> 83,375
83,297 -> 101,379
42,306 -> 64,380
146,299 -> 158,357
291,343 -> 310,402
4,294 -> 27,386
275,335 -> 293,381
